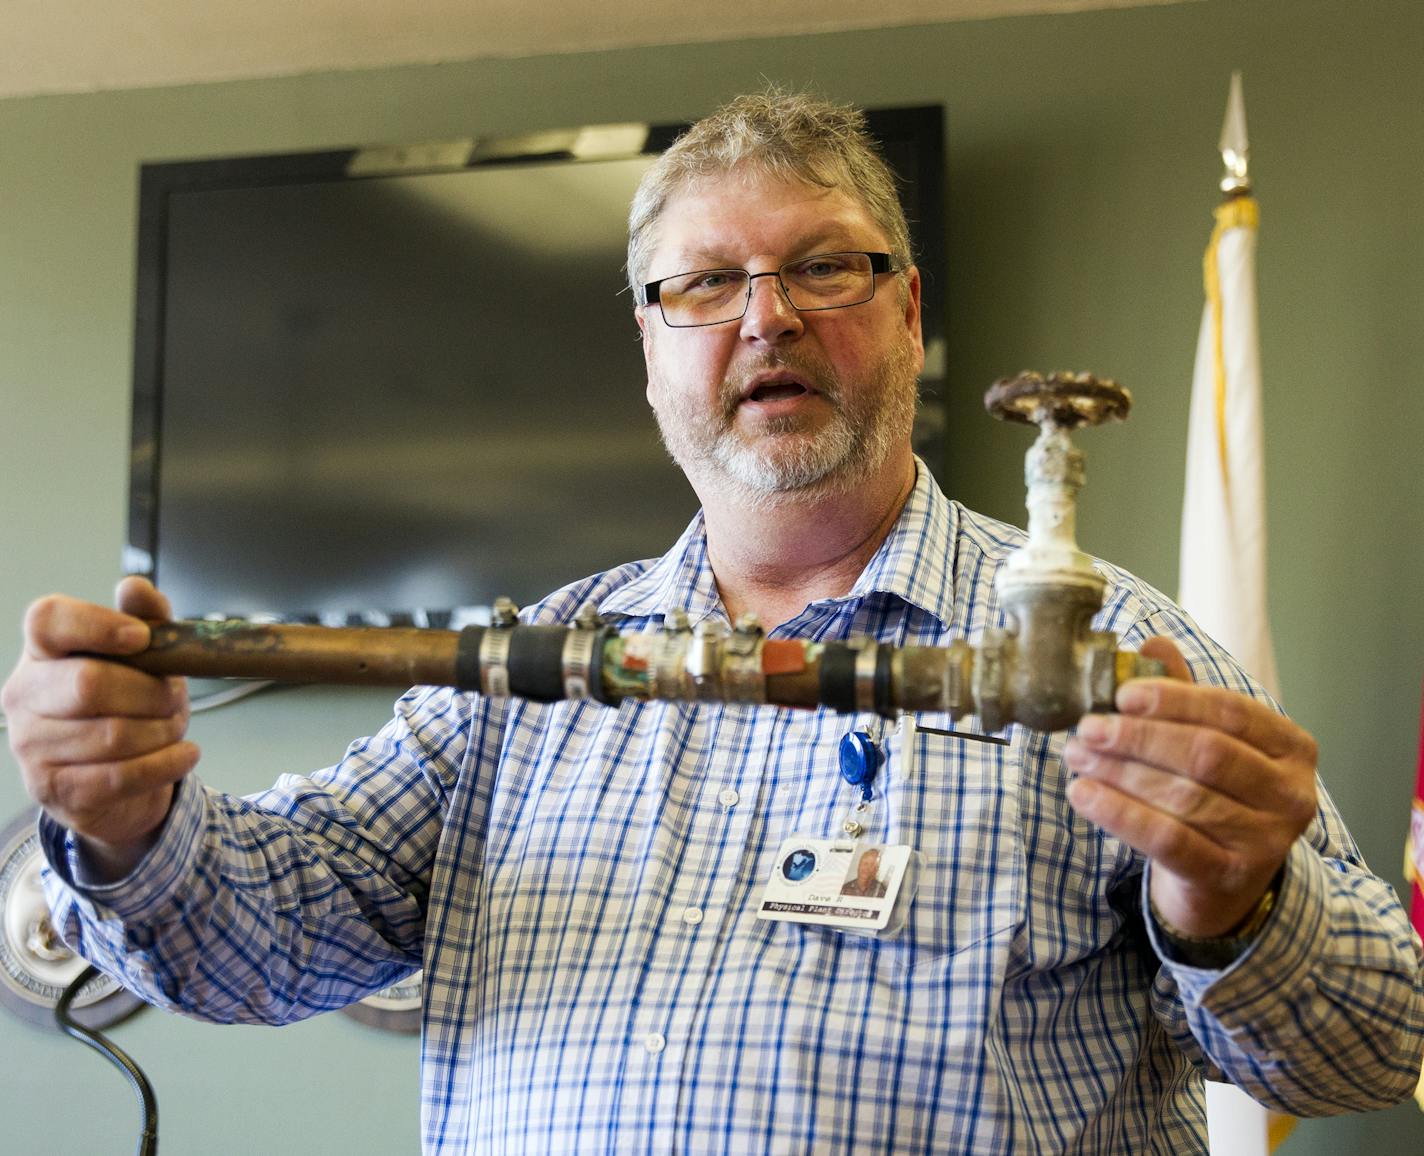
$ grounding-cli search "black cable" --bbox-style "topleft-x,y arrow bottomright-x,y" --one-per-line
54,965 -> 159,1156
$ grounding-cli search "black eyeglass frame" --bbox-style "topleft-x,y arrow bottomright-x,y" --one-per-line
639,251 -> 900,328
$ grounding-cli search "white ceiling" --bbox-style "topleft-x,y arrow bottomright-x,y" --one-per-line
0,0 -> 1195,101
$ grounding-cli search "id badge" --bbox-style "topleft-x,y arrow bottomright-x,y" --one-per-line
757,836 -> 920,937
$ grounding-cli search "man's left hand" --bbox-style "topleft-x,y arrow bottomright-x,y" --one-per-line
1063,636 -> 1319,937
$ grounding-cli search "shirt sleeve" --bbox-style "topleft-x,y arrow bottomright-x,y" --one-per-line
40,683 -> 481,1026
1115,601 -> 1424,1114
1145,833 -> 1424,1114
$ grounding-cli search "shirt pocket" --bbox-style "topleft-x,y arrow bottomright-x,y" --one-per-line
825,720 -> 1028,974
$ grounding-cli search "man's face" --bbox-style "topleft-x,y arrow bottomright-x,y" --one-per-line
637,174 -> 924,505
857,849 -> 881,885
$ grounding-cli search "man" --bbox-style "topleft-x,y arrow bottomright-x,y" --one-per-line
840,848 -> 887,899
5,91 -> 1423,1153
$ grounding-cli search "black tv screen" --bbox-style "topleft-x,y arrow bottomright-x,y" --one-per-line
128,107 -> 946,624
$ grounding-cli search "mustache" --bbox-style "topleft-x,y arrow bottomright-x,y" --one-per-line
721,351 -> 841,413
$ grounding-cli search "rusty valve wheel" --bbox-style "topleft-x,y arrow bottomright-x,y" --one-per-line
985,371 -> 1132,430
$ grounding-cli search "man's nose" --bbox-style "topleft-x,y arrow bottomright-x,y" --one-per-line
739,271 -> 804,343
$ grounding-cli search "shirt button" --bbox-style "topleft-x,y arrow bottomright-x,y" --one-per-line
717,787 -> 740,808
644,1032 -> 666,1054
681,906 -> 703,926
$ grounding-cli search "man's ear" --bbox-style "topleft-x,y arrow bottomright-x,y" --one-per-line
902,265 -> 925,374
636,306 -> 656,406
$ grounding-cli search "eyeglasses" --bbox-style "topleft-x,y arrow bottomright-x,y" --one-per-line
640,251 -> 899,328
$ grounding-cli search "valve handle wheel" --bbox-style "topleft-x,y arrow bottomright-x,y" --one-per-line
985,371 -> 1132,430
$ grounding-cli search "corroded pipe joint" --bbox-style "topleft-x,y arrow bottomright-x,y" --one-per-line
978,583 -> 1111,733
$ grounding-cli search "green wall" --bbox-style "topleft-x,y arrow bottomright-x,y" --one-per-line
3,0 -> 1422,1150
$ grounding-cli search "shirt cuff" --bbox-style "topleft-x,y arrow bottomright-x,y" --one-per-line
39,773 -> 207,922
1146,839 -> 1326,1020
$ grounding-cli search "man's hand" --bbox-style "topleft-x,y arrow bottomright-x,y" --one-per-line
1063,637 -> 1318,937
2,576 -> 199,880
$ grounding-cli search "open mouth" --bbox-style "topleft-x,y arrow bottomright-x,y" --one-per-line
746,378 -> 812,403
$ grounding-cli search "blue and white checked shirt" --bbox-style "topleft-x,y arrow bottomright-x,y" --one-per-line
44,463 -> 1424,1153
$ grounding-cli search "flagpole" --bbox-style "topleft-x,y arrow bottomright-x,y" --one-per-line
1219,70 -> 1251,198
1181,71 -> 1291,1154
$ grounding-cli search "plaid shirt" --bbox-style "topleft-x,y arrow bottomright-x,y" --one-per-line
44,462 -> 1424,1153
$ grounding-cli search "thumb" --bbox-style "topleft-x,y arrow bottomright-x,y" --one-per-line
1137,635 -> 1193,683
115,575 -> 173,622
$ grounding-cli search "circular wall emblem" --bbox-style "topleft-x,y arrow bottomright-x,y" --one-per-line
340,970 -> 422,1034
0,808 -> 145,1032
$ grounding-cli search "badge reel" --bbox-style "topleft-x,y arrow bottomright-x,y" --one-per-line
758,720 -> 921,939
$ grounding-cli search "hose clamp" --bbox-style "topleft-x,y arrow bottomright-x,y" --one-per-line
685,621 -> 722,701
478,626 -> 513,699
723,616 -> 765,704
562,629 -> 598,701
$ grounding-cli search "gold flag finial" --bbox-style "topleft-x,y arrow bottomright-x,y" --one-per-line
1219,71 -> 1251,195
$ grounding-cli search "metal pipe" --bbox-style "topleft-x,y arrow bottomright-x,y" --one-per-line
122,610 -> 1158,732
115,371 -> 1162,734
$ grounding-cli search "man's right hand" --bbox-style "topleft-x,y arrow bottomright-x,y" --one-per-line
2,576 -> 200,881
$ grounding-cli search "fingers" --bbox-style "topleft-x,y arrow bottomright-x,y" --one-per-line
23,593 -> 151,661
6,582 -> 197,849
1066,775 -> 1241,879
8,671 -> 192,786
1066,640 -> 1321,931
9,584 -> 185,721
1070,710 -> 1314,820
28,746 -> 199,853
28,743 -> 201,819
19,579 -> 169,664
1116,674 -> 1315,764
15,713 -> 190,766
1067,726 -> 1313,839
9,654 -> 186,720
7,669 -> 198,845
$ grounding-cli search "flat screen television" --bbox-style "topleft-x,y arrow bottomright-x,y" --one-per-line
127,106 -> 946,625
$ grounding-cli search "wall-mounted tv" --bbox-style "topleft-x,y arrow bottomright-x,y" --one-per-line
127,106 -> 946,625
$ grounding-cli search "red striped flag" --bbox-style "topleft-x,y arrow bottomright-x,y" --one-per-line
1409,683 -> 1424,1110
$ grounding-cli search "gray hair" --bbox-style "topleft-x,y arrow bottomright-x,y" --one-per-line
627,89 -> 913,296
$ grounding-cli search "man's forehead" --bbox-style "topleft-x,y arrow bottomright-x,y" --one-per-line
650,173 -> 883,267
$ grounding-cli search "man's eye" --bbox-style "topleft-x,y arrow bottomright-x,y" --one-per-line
689,271 -> 737,291
793,256 -> 850,279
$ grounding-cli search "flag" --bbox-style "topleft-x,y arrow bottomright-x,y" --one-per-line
1179,207 -> 1278,695
1177,72 -> 1293,1154
1407,682 -> 1424,1110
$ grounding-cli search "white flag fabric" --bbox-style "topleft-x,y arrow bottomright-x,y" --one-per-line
1179,196 -> 1294,1154
1179,194 -> 1279,700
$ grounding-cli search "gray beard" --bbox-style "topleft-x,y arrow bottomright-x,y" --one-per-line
649,336 -> 919,510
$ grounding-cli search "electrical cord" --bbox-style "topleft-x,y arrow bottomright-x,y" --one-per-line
188,679 -> 278,712
55,965 -> 159,1156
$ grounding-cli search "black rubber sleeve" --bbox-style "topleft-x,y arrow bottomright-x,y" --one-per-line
818,642 -> 857,713
506,625 -> 571,702
874,645 -> 895,717
454,626 -> 485,692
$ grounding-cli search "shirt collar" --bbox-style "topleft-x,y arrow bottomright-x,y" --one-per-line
597,457 -> 959,629
841,457 -> 958,628
596,509 -> 724,624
